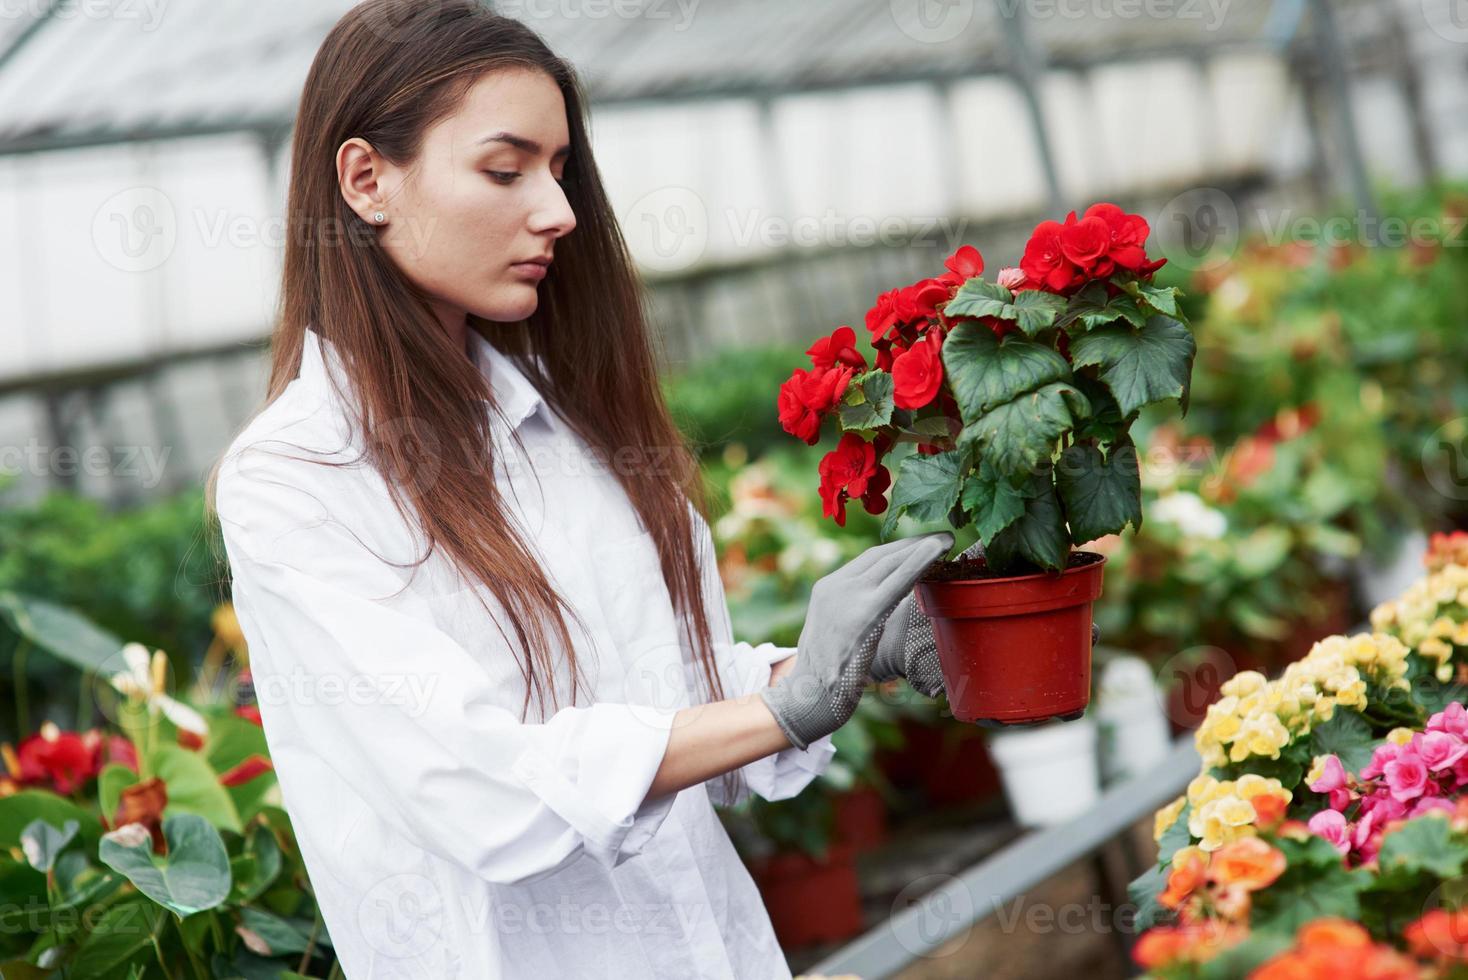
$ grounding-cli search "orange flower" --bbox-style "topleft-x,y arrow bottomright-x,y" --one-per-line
1208,836 -> 1286,892
1159,846 -> 1208,909
1296,918 -> 1370,951
1250,794 -> 1288,831
1250,918 -> 1422,980
1134,921 -> 1242,970
1405,908 -> 1468,961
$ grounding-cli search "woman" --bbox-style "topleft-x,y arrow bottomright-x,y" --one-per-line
209,2 -> 956,976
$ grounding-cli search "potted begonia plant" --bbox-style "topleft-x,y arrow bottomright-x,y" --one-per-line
778,203 -> 1196,725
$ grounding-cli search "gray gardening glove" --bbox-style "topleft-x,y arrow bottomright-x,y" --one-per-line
759,531 -> 955,750
869,537 -> 1102,698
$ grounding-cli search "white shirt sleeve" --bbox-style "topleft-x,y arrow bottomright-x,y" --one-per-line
216,448 -> 680,887
684,502 -> 836,807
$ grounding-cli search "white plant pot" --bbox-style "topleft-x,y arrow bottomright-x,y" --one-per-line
1354,530 -> 1429,612
1096,655 -> 1172,784
987,716 -> 1099,828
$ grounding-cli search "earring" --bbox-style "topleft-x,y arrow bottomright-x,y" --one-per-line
373,211 -> 386,224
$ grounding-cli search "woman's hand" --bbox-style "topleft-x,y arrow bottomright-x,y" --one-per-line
869,537 -> 1102,698
758,531 -> 954,750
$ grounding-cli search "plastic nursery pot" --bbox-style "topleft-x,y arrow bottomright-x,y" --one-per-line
750,842 -> 863,948
914,551 -> 1107,726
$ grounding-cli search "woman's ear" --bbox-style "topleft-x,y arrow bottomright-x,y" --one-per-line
337,137 -> 392,225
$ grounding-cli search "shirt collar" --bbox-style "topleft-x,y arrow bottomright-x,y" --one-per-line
299,327 -> 547,432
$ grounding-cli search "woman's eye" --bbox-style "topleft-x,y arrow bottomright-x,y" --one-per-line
486,171 -> 521,184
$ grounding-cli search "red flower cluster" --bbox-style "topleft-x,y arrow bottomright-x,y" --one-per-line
4,722 -> 137,796
818,433 -> 892,527
1019,203 -> 1165,295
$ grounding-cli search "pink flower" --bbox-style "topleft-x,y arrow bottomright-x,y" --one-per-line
1430,703 -> 1468,739
1384,751 -> 1430,802
1308,809 -> 1350,855
1361,743 -> 1398,780
1410,796 -> 1455,819
1413,730 -> 1468,772
997,267 -> 1028,290
1308,755 -> 1348,793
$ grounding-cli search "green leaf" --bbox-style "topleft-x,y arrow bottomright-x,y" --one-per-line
1069,315 -> 1197,417
1137,283 -> 1182,318
984,465 -> 1070,572
887,450 -> 968,530
1157,802 -> 1193,864
1308,710 -> 1378,775
1069,374 -> 1130,444
68,896 -> 166,978
1009,290 -> 1068,336
20,817 -> 78,873
1059,282 -> 1148,331
0,791 -> 103,854
946,281 -> 1067,337
1055,438 -> 1142,544
150,743 -> 242,834
960,462 -> 1026,542
957,383 -> 1090,488
839,370 -> 895,431
1251,836 -> 1368,934
237,906 -> 315,955
1126,862 -> 1171,930
1377,813 -> 1468,879
98,763 -> 140,827
99,814 -> 232,917
943,322 -> 1071,420
944,279 -> 1014,320
0,591 -> 125,673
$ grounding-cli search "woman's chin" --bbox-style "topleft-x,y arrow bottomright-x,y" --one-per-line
475,288 -> 540,322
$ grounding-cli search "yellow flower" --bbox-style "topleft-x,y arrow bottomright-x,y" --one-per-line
1154,795 -> 1187,842
1386,727 -> 1415,746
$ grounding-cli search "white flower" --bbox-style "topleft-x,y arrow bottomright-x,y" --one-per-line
1151,491 -> 1228,540
110,643 -> 209,737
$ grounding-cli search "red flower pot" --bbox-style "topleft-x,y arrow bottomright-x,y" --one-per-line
833,785 -> 888,852
750,842 -> 863,948
915,552 -> 1106,726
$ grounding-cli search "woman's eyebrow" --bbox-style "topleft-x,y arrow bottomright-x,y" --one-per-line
476,131 -> 572,160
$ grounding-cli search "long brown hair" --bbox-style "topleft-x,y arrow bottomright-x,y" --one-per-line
206,0 -> 731,738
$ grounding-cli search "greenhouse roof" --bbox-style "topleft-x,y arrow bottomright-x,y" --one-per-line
0,0 -> 1308,156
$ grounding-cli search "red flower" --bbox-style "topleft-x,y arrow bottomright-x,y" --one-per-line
1084,202 -> 1152,271
1021,203 -> 1166,296
1061,213 -> 1114,278
219,754 -> 274,788
818,433 -> 891,527
937,245 -> 984,288
235,705 -> 263,727
806,326 -> 867,372
778,365 -> 853,446
891,330 -> 945,410
864,288 -> 913,340
1021,219 -> 1082,294
16,724 -> 97,795
904,278 -> 953,324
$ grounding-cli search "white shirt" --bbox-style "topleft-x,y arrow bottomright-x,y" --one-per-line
215,327 -> 837,979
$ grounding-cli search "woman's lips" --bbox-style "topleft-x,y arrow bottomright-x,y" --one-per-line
510,262 -> 548,280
